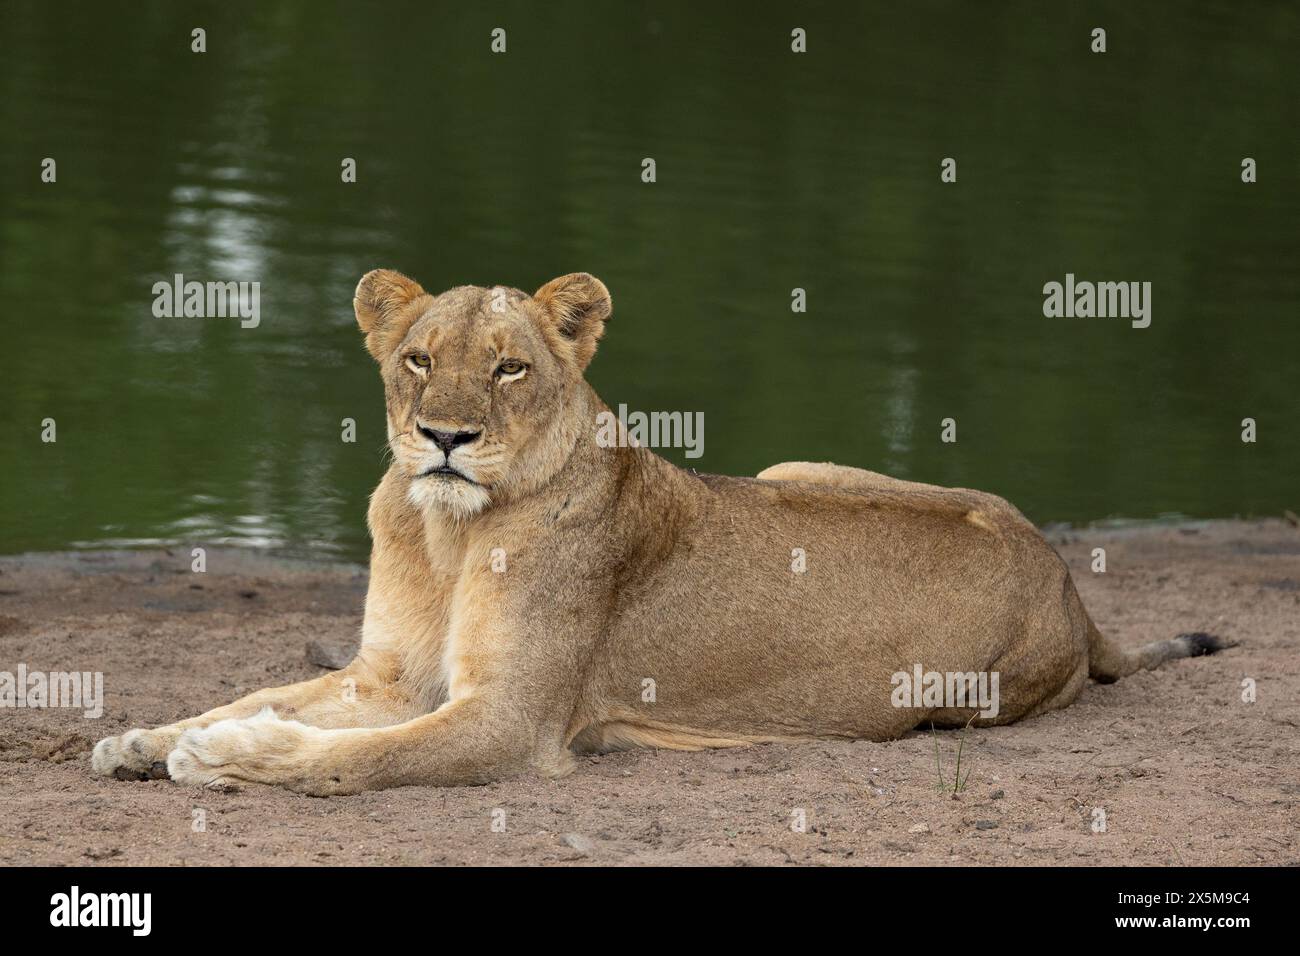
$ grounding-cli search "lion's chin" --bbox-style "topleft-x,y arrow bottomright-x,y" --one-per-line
407,474 -> 492,520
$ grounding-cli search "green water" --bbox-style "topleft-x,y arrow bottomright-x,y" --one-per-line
2,1 -> 1297,562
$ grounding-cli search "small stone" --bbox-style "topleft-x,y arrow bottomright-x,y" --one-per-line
306,638 -> 357,670
908,823 -> 929,834
560,832 -> 595,855
975,820 -> 999,830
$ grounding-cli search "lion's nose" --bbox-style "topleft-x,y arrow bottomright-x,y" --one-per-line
417,424 -> 481,454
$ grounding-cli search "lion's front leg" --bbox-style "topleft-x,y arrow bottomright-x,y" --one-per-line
91,726 -> 182,781
92,650 -> 410,781
162,552 -> 589,794
164,707 -> 340,792
166,694 -> 557,795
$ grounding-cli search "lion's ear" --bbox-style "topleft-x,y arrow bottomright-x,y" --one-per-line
354,269 -> 426,362
533,272 -> 612,370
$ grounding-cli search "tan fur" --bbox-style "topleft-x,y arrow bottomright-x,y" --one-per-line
92,270 -> 1226,794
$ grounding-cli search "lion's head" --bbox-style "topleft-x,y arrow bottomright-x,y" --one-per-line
354,269 -> 612,519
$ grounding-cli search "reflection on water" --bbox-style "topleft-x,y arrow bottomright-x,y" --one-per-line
1,1 -> 1297,563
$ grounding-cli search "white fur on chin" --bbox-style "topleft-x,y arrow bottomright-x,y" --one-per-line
408,475 -> 492,519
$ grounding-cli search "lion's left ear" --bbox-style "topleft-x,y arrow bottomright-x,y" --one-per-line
533,273 -> 612,370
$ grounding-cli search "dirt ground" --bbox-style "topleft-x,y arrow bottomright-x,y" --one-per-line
1,520 -> 1297,866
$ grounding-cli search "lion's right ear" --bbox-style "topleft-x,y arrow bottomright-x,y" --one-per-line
354,269 -> 426,362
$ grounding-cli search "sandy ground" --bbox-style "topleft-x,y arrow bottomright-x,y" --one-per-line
1,520 -> 1297,866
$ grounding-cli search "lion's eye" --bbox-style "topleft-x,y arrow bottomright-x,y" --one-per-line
496,359 -> 526,377
406,353 -> 431,372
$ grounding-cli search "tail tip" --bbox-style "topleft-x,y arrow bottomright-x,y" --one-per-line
1177,632 -> 1237,657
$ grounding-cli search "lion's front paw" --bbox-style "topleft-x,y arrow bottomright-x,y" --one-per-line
166,707 -> 342,794
92,728 -> 179,780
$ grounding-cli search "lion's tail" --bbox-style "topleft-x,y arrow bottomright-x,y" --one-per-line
1086,619 -> 1235,684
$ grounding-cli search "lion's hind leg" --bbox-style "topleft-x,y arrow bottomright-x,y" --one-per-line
570,718 -> 801,754
757,461 -> 941,494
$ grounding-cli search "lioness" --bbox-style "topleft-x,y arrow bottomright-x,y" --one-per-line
92,270 -> 1231,794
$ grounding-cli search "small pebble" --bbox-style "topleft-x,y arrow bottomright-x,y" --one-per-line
560,832 -> 596,855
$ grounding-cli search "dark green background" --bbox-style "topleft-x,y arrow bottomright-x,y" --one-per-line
2,1 -> 1296,561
